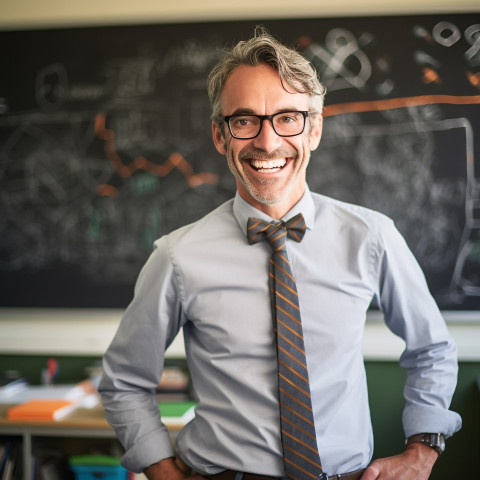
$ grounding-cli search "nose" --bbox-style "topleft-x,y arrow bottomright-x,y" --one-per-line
253,118 -> 283,153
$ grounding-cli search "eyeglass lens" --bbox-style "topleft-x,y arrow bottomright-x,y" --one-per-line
228,112 -> 305,138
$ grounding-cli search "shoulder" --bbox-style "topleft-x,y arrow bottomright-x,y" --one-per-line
310,191 -> 393,232
154,198 -> 237,253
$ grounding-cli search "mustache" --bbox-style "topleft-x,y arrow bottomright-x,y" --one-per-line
238,147 -> 298,161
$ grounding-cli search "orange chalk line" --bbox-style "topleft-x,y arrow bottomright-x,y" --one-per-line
94,95 -> 480,196
323,94 -> 480,117
94,112 -> 219,197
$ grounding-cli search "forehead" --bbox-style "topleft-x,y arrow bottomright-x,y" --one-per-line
220,64 -> 310,115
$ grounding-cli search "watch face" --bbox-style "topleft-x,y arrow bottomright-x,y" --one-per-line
429,433 -> 445,454
438,436 -> 446,452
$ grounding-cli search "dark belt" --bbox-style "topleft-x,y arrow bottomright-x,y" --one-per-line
205,468 -> 366,480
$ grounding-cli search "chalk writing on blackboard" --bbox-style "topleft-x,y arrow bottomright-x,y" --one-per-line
94,112 -> 220,194
0,14 -> 479,309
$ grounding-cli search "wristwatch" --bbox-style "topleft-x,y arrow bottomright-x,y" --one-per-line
406,433 -> 445,455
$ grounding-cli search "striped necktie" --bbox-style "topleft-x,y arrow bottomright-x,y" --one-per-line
247,213 -> 326,480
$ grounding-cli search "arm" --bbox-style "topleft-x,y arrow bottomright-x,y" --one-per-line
99,237 -> 185,473
361,443 -> 438,480
362,218 -> 461,479
144,458 -> 185,480
143,457 -> 206,480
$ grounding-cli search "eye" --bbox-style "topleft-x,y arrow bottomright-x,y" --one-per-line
232,116 -> 255,127
276,113 -> 301,124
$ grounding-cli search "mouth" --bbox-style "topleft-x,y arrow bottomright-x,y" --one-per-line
237,147 -> 298,174
249,158 -> 289,173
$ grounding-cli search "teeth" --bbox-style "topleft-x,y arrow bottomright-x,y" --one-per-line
250,159 -> 287,170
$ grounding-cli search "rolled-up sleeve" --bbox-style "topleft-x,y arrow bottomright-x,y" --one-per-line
99,236 -> 185,472
373,218 -> 462,438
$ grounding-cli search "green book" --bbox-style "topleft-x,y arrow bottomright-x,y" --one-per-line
158,401 -> 196,425
70,455 -> 122,466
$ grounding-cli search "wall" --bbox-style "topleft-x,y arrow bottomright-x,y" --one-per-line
1,0 -> 479,29
366,361 -> 479,480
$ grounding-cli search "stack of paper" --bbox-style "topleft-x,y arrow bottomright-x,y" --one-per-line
0,375 -> 27,400
0,383 -> 99,405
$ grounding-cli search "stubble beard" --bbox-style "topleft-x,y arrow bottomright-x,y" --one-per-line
226,146 -> 306,207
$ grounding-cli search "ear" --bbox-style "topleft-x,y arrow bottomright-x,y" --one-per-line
308,114 -> 323,151
212,121 -> 227,155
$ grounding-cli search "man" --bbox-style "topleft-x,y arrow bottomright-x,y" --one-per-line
99,28 -> 461,480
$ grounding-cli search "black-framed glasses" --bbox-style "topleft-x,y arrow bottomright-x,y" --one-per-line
223,111 -> 309,140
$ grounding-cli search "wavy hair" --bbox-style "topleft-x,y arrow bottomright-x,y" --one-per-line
207,26 -> 326,122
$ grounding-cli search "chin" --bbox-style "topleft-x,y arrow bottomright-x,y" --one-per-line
247,186 -> 289,207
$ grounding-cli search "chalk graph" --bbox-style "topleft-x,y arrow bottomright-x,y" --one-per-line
94,112 -> 219,195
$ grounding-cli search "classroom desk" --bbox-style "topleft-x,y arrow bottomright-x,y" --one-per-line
0,403 -> 185,480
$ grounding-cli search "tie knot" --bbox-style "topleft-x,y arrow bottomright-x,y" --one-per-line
247,213 -> 306,252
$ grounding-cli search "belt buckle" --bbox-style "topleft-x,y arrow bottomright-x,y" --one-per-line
317,474 -> 329,480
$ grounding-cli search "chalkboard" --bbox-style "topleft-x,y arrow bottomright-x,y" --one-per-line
1,13 -> 480,310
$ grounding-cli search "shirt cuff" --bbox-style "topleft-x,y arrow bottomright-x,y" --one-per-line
120,426 -> 175,473
402,403 -> 462,439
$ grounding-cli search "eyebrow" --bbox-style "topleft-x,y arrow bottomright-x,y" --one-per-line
229,108 -> 256,116
228,107 -> 304,116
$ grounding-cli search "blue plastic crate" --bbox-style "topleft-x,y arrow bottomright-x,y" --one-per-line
70,464 -> 128,480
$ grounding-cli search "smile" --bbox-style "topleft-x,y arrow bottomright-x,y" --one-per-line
249,158 -> 289,172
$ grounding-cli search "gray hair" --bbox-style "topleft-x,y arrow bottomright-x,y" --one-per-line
207,26 -> 326,122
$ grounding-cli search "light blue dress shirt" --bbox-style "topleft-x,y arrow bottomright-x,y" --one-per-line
99,188 -> 461,476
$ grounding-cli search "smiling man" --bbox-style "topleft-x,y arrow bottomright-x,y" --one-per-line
212,63 -> 322,219
99,28 -> 461,480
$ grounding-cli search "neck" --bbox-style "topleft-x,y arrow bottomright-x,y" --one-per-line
238,187 -> 305,220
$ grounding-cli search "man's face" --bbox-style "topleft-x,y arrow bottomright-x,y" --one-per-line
212,64 -> 322,217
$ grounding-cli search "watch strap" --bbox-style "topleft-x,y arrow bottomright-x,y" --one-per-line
406,433 -> 445,455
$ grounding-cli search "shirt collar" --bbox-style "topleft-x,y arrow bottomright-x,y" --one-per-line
233,186 -> 315,237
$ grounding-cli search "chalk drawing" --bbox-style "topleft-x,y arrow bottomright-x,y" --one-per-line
303,28 -> 372,91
